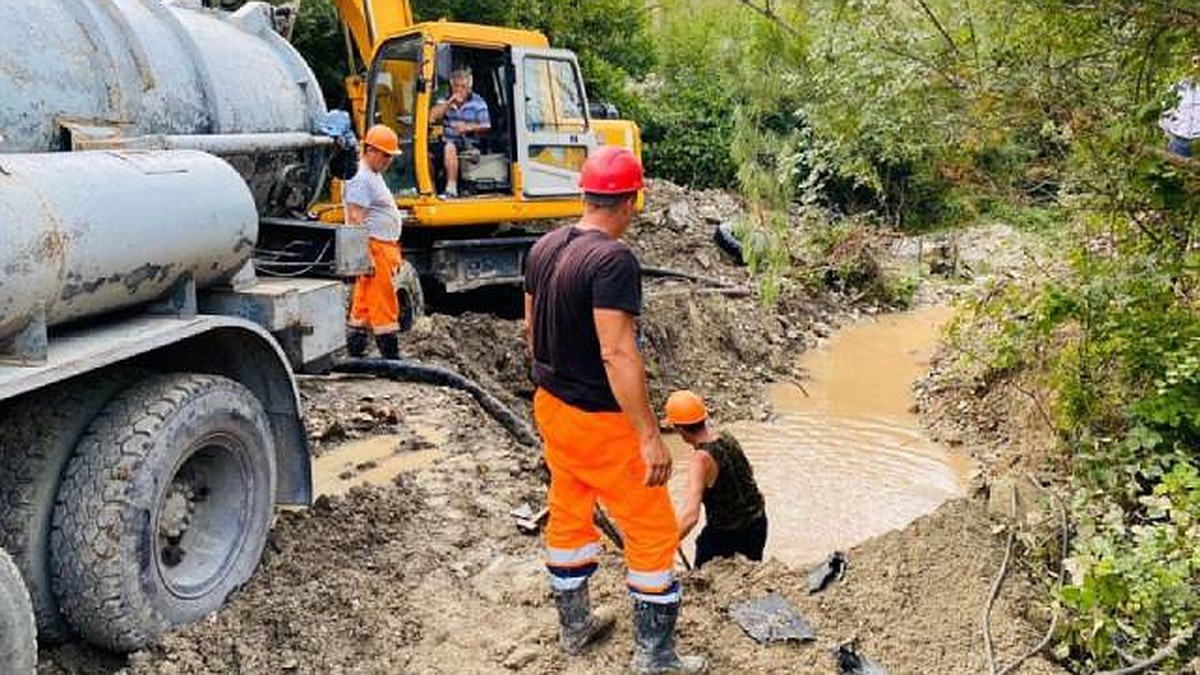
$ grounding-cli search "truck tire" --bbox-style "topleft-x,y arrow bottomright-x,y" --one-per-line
394,260 -> 425,332
0,373 -> 137,643
50,373 -> 277,652
0,548 -> 36,674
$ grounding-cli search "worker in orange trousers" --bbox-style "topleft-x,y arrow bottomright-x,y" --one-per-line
524,147 -> 707,673
345,124 -> 404,359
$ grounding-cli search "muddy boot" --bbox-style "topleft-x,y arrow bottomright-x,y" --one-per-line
629,600 -> 707,674
554,582 -> 616,655
375,332 -> 401,360
346,327 -> 369,358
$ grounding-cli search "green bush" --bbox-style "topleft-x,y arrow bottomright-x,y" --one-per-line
639,75 -> 738,189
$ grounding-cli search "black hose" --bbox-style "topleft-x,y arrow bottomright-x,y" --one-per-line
641,265 -> 739,289
332,358 -> 539,447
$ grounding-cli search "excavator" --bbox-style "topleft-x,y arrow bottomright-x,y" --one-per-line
289,0 -> 644,317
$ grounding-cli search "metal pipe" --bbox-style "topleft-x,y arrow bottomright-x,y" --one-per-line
77,132 -> 335,155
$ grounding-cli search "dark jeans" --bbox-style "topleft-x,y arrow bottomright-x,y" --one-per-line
694,515 -> 768,568
1168,135 -> 1194,158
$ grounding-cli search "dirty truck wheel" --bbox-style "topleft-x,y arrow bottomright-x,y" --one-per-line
394,260 -> 425,332
0,549 -> 36,674
0,373 -> 136,643
50,374 -> 277,652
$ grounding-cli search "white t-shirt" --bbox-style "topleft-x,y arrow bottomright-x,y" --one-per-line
1161,80 -> 1200,140
344,161 -> 402,242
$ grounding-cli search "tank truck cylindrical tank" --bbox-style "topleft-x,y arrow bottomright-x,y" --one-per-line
0,2 -> 352,663
0,0 -> 330,215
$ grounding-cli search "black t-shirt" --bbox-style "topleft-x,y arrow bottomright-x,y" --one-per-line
700,433 -> 766,531
524,226 -> 642,412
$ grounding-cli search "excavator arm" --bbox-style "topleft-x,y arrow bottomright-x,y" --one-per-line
331,0 -> 414,65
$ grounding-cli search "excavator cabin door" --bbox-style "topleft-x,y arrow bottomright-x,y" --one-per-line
511,48 -> 596,198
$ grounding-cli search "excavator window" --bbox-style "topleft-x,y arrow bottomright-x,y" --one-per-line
366,35 -> 422,196
522,57 -> 587,134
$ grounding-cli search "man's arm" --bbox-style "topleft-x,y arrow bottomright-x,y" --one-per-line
678,452 -> 714,538
345,203 -> 366,226
594,308 -> 672,486
430,100 -> 450,124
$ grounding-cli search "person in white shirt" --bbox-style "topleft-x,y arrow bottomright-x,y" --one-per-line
345,124 -> 405,359
1161,54 -> 1200,158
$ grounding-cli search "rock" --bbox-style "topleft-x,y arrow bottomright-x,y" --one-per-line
503,646 -> 540,670
665,200 -> 696,232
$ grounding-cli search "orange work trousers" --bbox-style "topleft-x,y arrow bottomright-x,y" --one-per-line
348,238 -> 401,334
533,388 -> 681,603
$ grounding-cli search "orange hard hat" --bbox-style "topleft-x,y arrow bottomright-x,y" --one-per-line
665,390 -> 708,426
580,145 -> 644,195
364,124 -> 400,156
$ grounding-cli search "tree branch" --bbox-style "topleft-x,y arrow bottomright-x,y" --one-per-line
736,0 -> 803,37
1094,624 -> 1197,675
908,0 -> 961,57
875,41 -> 970,90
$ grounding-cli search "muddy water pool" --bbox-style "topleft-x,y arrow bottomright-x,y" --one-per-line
669,306 -> 974,567
312,307 -> 971,568
313,432 -> 446,497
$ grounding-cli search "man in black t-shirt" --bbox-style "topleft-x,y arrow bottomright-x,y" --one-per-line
666,390 -> 768,569
523,147 -> 706,673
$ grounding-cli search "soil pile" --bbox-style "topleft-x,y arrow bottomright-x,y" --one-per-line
909,223 -> 1062,478
401,179 -> 838,423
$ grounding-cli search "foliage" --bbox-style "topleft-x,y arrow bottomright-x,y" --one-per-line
884,0 -> 1200,667
222,0 -> 654,113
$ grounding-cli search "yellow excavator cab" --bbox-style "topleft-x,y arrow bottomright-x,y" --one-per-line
319,1 -> 643,294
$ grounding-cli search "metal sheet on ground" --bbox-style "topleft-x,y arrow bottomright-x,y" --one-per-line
728,592 -> 816,644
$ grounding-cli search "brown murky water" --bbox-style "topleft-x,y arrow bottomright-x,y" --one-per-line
314,433 -> 445,497
670,306 -> 973,567
314,307 -> 969,567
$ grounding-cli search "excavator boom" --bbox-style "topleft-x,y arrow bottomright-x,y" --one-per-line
332,0 -> 414,64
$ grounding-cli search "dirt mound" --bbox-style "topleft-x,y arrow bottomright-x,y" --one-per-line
628,179 -> 749,278
397,179 -> 836,423
404,312 -> 534,415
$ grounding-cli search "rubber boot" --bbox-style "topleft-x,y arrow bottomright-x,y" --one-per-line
375,332 -> 401,360
629,600 -> 707,674
346,327 -> 369,358
554,582 -> 616,655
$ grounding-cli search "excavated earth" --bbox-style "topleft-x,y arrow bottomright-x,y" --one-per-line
40,184 -> 1064,674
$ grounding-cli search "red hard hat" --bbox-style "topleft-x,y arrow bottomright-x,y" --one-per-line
580,146 -> 644,195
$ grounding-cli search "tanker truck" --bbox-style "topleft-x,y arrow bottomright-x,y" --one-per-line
0,1 -> 369,669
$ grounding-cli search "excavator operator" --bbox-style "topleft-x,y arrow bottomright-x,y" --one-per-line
429,67 -> 491,198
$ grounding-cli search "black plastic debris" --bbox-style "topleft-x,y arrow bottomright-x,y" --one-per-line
713,222 -> 747,266
836,642 -> 888,675
808,551 -> 849,594
728,592 -> 816,644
